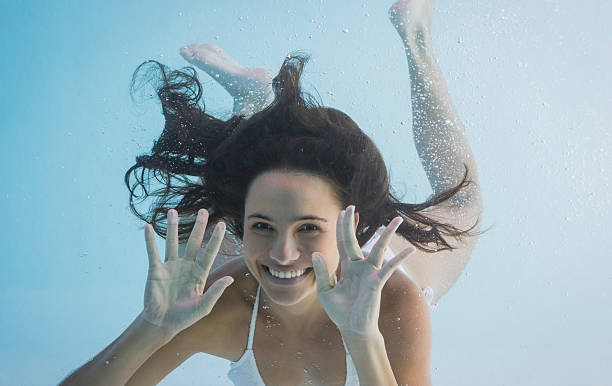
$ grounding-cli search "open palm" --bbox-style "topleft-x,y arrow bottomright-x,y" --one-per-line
312,206 -> 416,337
142,209 -> 234,335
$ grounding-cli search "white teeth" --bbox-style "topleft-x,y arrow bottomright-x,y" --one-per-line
268,267 -> 307,279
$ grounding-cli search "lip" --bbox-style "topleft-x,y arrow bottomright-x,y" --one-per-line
262,264 -> 313,285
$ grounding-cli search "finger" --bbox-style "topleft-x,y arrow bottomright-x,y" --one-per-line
343,205 -> 362,261
312,252 -> 333,293
336,210 -> 350,273
197,276 -> 234,316
184,209 -> 209,261
378,246 -> 416,283
165,209 -> 179,262
368,216 -> 404,268
196,221 -> 226,279
145,224 -> 161,269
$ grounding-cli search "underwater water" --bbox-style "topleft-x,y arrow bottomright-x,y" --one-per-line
1,0 -> 610,385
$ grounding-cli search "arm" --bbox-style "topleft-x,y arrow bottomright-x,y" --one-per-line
343,333 -> 399,386
59,313 -> 176,386
313,207 -> 430,385
60,209 -> 235,385
342,271 -> 432,386
61,262 -> 240,386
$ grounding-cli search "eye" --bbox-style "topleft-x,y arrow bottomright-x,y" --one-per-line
251,223 -> 320,232
300,224 -> 319,232
252,222 -> 272,231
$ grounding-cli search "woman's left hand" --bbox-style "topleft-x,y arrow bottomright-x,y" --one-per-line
311,205 -> 416,338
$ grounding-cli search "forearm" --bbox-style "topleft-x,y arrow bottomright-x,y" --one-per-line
343,331 -> 398,386
59,312 -> 174,386
404,33 -> 479,206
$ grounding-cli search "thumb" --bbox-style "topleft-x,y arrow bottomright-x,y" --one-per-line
197,276 -> 234,317
312,253 -> 333,293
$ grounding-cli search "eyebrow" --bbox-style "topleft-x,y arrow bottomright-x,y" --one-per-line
247,213 -> 328,223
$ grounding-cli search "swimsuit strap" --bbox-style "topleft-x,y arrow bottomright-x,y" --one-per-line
247,284 -> 261,350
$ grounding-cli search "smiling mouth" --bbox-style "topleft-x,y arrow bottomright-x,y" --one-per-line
262,264 -> 313,280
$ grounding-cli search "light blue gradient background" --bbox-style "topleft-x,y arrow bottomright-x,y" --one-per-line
1,1 -> 610,385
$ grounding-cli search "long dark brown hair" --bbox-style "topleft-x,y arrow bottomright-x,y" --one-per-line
125,52 -> 480,253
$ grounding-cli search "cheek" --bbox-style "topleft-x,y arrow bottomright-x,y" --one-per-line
317,237 -> 341,267
243,235 -> 265,265
325,254 -> 340,273
242,233 -> 259,266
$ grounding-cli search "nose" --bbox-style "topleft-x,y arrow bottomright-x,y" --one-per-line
269,234 -> 300,265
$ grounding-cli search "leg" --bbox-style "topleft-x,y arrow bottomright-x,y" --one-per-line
180,44 -> 275,118
389,0 -> 479,200
388,0 -> 482,304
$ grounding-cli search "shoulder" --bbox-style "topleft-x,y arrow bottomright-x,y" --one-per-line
380,271 -> 432,330
379,272 -> 433,384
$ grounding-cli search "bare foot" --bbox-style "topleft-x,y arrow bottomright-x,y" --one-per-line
388,0 -> 434,43
180,44 -> 274,116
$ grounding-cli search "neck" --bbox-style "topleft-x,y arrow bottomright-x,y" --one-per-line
258,284 -> 332,333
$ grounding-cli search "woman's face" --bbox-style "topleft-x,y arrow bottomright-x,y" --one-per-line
243,170 -> 357,306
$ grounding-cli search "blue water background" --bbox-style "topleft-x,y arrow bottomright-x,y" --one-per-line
1,0 -> 611,384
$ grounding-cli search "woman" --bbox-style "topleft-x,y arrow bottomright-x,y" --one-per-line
61,1 -> 481,385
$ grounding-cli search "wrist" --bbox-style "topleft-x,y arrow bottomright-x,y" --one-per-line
135,312 -> 176,345
340,328 -> 384,347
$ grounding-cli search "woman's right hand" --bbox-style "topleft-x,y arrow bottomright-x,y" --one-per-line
141,208 -> 234,336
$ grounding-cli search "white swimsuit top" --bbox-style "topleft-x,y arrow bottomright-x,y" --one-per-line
227,228 -> 435,385
227,284 -> 359,386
